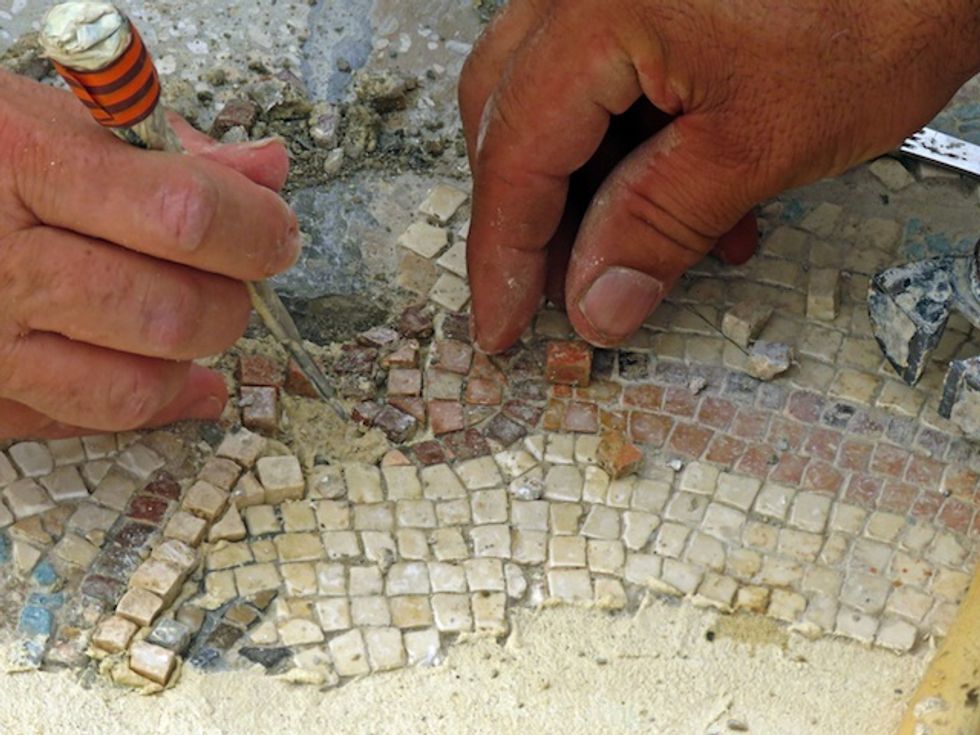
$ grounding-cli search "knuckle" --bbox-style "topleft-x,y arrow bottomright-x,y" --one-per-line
140,271 -> 206,357
156,168 -> 219,254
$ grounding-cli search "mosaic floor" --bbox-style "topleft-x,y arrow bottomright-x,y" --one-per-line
1,161 -> 979,690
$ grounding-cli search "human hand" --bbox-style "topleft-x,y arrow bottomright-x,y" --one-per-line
460,0 -> 980,352
0,70 -> 298,439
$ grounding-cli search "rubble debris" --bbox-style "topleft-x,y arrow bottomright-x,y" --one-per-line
745,342 -> 793,381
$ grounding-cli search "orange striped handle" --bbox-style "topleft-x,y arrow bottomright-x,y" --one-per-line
53,21 -> 161,129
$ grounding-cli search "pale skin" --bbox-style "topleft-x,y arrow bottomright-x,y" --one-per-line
2,0 -> 980,439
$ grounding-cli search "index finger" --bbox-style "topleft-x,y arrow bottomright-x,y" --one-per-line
9,96 -> 298,282
466,10 -> 642,352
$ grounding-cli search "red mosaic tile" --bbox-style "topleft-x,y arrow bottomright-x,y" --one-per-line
412,441 -> 447,465
388,368 -> 423,396
428,401 -> 465,435
838,440 -> 873,472
662,387 -> 699,417
623,385 -> 665,411
470,353 -> 505,383
802,460 -> 844,495
284,359 -> 320,399
628,412 -> 673,446
464,378 -> 503,406
736,444 -> 774,480
804,428 -> 842,463
144,475 -> 181,501
905,455 -> 945,488
398,305 -> 434,339
545,341 -> 593,387
374,406 -> 418,443
358,326 -> 400,348
697,397 -> 737,431
431,339 -> 474,375
878,480 -> 918,514
442,429 -> 491,460
352,401 -> 382,427
127,495 -> 169,524
486,415 -> 527,446
705,435 -> 748,467
770,454 -> 809,485
575,380 -> 622,404
382,341 -> 420,369
915,428 -> 950,458
668,423 -> 714,458
389,397 -> 426,423
441,313 -> 472,343
563,402 -> 600,433
542,399 -> 565,432
870,444 -> 910,478
241,386 -> 278,433
502,400 -> 544,427
844,474 -> 882,506
600,409 -> 628,433
849,411 -> 885,437
766,417 -> 808,450
938,499 -> 975,535
333,345 -> 378,376
597,431 -> 644,479
730,408 -> 771,440
910,492 -> 943,521
786,391 -> 825,424
941,465 -> 979,500
237,354 -> 284,387
552,385 -> 574,399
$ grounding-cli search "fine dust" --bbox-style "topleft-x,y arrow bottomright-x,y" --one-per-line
281,394 -> 389,468
0,600 -> 927,735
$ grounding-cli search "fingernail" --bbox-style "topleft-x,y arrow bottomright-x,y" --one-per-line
243,136 -> 285,151
203,137 -> 281,153
579,266 -> 665,342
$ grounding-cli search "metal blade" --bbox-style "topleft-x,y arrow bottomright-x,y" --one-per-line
246,282 -> 347,419
899,127 -> 980,180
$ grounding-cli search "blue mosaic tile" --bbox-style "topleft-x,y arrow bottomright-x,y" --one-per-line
28,591 -> 65,610
31,561 -> 58,588
18,605 -> 54,638
0,533 -> 10,564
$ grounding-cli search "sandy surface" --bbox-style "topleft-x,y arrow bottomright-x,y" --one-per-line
0,599 -> 926,735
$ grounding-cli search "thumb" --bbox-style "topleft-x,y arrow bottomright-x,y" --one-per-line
565,119 -> 757,346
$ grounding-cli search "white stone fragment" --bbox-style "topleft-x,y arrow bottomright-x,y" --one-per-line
807,268 -> 840,321
419,185 -> 468,224
399,221 -> 448,258
429,273 -> 470,311
116,444 -> 164,479
256,456 -> 305,504
8,443 -> 54,478
721,301 -> 773,348
40,466 -> 89,503
47,438 -> 85,466
868,158 -> 914,191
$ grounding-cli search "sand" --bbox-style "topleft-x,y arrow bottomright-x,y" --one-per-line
0,599 -> 927,734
